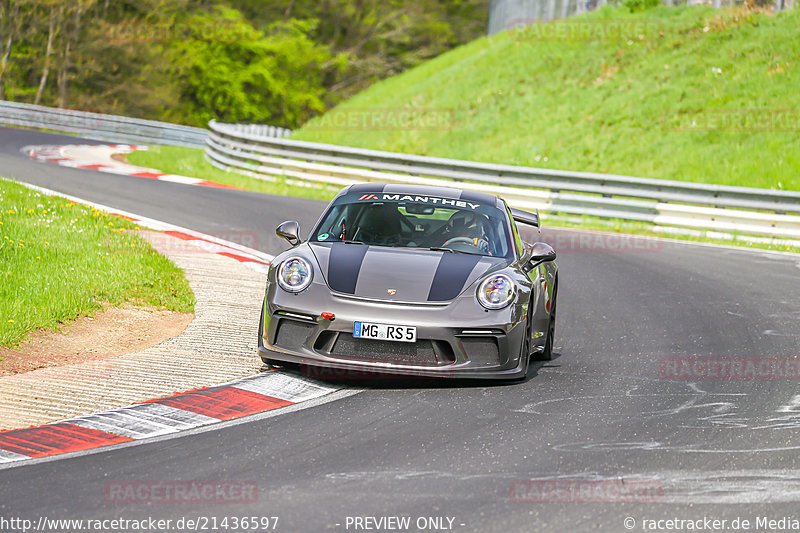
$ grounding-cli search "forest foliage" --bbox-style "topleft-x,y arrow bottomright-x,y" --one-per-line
0,0 -> 488,128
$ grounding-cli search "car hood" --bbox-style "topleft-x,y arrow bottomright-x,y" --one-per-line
308,242 -> 510,303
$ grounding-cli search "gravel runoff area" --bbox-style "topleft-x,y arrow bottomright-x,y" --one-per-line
0,230 -> 266,430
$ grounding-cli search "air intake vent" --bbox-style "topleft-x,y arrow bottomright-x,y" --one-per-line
460,337 -> 500,366
331,335 -> 450,367
274,319 -> 315,351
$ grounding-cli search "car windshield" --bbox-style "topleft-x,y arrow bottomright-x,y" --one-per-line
311,195 -> 512,258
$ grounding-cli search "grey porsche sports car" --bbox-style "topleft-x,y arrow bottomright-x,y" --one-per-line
258,183 -> 558,380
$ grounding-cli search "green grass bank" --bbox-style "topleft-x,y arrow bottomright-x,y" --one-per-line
293,6 -> 800,192
0,180 -> 195,347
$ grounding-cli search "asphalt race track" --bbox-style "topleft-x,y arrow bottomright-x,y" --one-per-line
2,127 -> 800,532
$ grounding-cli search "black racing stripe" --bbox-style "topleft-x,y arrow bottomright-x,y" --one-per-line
427,253 -> 482,302
459,189 -> 496,206
348,183 -> 386,195
327,243 -> 370,294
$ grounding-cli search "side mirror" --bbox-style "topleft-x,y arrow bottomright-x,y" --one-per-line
276,220 -> 301,247
528,242 -> 556,268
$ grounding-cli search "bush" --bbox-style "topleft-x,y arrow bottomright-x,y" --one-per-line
622,0 -> 661,12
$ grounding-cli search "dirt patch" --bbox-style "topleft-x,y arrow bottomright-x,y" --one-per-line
0,305 -> 194,376
110,152 -> 131,164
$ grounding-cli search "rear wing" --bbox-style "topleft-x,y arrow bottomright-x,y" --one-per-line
510,208 -> 540,229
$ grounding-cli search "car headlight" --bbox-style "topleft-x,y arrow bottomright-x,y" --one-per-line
477,274 -> 515,310
277,257 -> 313,293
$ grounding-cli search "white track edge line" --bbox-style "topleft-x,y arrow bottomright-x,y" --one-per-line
12,180 -> 274,264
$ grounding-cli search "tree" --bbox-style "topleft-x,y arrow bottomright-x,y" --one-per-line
34,2 -> 59,105
228,0 -> 489,99
0,0 -> 488,125
0,0 -> 34,99
167,9 -> 346,128
56,0 -> 96,108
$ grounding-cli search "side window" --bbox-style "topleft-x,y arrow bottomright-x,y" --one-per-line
507,206 -> 524,257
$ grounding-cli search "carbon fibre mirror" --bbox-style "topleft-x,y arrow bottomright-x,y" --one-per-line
276,220 -> 301,247
528,242 -> 556,268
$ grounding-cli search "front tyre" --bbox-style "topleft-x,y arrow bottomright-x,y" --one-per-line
513,301 -> 534,380
533,281 -> 557,362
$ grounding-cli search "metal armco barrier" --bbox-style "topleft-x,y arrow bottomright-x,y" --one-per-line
0,101 -> 291,148
206,120 -> 800,240
0,100 -> 208,148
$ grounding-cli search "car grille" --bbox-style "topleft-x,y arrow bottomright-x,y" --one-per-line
330,334 -> 450,367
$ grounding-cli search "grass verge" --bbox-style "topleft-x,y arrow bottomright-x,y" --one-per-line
127,146 -> 337,202
0,179 -> 195,347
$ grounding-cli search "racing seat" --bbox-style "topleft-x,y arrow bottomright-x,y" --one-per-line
446,211 -> 483,239
355,203 -> 403,245
443,211 -> 491,253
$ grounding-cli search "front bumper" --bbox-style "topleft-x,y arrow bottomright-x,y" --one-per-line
258,280 -> 533,380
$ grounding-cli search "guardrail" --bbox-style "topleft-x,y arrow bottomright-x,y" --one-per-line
0,100 -> 209,148
487,0 -> 794,35
206,120 -> 800,241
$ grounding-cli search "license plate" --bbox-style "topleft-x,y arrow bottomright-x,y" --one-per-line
353,321 -> 417,343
